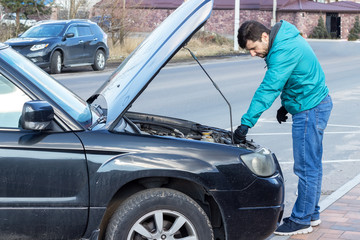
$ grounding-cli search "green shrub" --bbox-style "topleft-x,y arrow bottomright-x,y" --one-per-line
348,16 -> 360,41
309,16 -> 331,39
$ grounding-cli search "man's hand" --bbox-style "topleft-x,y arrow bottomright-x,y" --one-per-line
233,125 -> 249,144
276,106 -> 288,124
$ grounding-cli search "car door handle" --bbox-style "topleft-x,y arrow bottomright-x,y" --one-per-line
79,40 -> 84,43
93,38 -> 98,41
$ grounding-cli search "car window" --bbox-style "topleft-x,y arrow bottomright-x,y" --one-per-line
78,26 -> 92,36
21,24 -> 65,38
67,25 -> 79,37
0,74 -> 30,128
0,47 -> 94,128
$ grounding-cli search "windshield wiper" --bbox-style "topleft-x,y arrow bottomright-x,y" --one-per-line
184,47 -> 234,144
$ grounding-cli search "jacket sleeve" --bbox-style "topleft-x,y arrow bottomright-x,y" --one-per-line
241,45 -> 301,128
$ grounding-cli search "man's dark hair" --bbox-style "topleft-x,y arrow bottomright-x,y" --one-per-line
237,21 -> 271,49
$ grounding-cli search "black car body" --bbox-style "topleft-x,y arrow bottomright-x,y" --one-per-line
5,19 -> 109,74
0,1 -> 284,239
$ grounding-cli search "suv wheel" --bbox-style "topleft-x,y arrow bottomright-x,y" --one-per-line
105,188 -> 214,240
92,49 -> 106,71
50,51 -> 62,74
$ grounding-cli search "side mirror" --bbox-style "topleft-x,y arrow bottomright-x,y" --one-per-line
62,33 -> 74,41
66,33 -> 75,38
21,100 -> 54,131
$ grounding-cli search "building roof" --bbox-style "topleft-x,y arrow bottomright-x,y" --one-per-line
279,0 -> 360,12
94,0 -> 360,13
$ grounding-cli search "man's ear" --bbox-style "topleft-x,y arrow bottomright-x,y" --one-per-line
261,32 -> 269,43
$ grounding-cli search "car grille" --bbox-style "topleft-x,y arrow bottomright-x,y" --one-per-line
11,46 -> 27,51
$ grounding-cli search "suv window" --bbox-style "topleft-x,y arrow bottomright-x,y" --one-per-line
78,25 -> 92,36
0,74 -> 30,128
67,25 -> 79,37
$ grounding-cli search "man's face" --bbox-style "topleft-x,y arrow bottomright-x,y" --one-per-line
245,32 -> 269,58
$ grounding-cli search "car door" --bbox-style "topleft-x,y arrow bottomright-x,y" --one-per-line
0,74 -> 89,239
63,24 -> 84,65
77,24 -> 96,62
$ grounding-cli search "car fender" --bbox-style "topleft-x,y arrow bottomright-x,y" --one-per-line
49,46 -> 65,62
83,152 -> 224,240
88,151 -> 223,206
94,44 -> 109,59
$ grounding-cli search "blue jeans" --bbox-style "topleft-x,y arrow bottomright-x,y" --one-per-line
289,95 -> 332,225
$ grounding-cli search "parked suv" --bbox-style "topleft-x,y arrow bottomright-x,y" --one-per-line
5,19 -> 109,74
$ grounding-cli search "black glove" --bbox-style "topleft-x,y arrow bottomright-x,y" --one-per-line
233,125 -> 249,144
276,106 -> 288,124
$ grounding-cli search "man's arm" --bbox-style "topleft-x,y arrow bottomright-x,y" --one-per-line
241,45 -> 301,128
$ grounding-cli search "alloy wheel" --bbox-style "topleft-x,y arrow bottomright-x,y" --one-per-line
97,51 -> 105,69
127,210 -> 198,240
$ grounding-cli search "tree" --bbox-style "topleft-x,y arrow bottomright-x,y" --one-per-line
309,16 -> 331,39
92,0 -> 146,46
54,0 -> 89,20
0,0 -> 51,35
348,16 -> 360,41
68,0 -> 87,19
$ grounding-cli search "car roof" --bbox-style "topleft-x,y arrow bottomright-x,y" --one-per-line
36,19 -> 94,26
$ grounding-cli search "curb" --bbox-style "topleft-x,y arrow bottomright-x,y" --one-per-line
269,171 -> 360,240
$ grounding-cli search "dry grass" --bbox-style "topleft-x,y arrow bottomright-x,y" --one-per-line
173,38 -> 236,59
1,28 -> 240,61
0,27 -> 18,42
108,37 -> 144,60
108,31 -> 241,62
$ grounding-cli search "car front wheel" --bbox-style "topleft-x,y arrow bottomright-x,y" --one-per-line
50,51 -> 62,74
92,49 -> 106,71
105,188 -> 214,240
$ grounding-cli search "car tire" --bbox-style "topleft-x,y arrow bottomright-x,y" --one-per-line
105,188 -> 214,240
92,49 -> 106,71
50,51 -> 62,74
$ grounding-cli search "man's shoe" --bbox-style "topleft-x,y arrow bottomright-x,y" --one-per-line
311,219 -> 321,227
274,218 -> 313,236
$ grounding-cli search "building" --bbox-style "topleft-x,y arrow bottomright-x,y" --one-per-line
91,0 -> 360,39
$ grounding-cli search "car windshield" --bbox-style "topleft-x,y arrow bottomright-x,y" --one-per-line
21,24 -> 65,38
0,46 -> 94,128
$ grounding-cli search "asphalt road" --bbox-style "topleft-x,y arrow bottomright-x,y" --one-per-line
54,39 -> 360,227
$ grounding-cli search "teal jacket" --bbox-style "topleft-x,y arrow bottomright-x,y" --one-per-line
241,20 -> 329,128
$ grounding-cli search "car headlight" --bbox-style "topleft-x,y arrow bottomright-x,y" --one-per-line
240,148 -> 276,177
30,44 -> 49,51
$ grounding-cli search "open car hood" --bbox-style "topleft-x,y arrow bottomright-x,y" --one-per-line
88,0 -> 214,128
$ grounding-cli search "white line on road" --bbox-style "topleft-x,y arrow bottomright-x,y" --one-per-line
279,159 -> 360,164
258,120 -> 360,128
247,131 -> 360,136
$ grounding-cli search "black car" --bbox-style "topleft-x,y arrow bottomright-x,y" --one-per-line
5,19 -> 109,74
0,0 -> 284,239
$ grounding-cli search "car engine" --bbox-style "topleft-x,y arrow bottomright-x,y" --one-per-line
124,111 -> 233,144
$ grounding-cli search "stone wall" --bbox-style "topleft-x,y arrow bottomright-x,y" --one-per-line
205,10 -> 325,38
278,12 -> 325,38
206,10 -> 273,35
91,7 -> 360,40
340,13 -> 360,39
